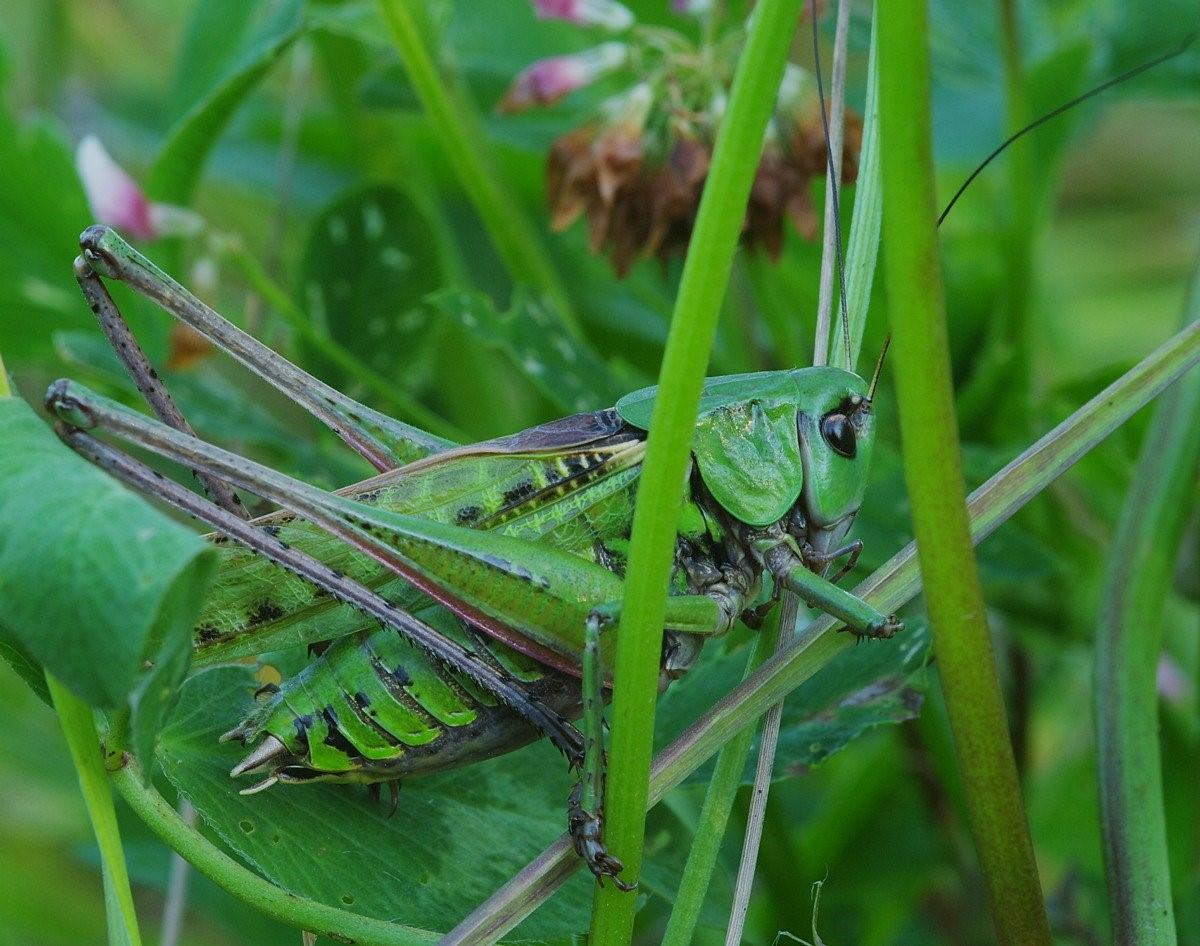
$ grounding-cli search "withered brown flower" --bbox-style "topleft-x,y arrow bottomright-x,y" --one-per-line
506,2 -> 864,277
546,105 -> 862,276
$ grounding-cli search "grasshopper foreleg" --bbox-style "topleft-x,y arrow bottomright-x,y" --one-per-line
51,419 -> 587,770
756,538 -> 902,639
73,255 -> 249,519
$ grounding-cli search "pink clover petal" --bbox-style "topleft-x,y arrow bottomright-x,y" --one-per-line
75,135 -> 157,240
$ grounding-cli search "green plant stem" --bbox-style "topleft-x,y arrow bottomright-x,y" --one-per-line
443,317 -> 1200,945
47,677 -> 143,946
107,757 -> 439,946
1096,263 -> 1200,945
877,4 -> 1051,944
660,620 -> 780,946
220,242 -> 466,443
589,1 -> 804,938
374,0 -> 581,338
0,351 -> 10,397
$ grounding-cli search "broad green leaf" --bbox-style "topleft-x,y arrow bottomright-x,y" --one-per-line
429,287 -> 626,414
147,0 -> 306,205
0,397 -> 216,715
298,184 -> 442,392
158,665 -> 594,940
656,618 -> 931,786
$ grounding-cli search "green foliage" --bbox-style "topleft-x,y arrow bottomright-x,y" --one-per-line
428,287 -> 626,413
147,0 -> 306,205
0,0 -> 1196,944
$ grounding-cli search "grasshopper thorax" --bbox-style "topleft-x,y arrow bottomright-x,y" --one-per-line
616,366 -> 875,551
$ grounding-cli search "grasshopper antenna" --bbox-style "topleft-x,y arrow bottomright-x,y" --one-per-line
811,0 -> 852,367
867,332 -> 890,402
938,33 -> 1196,226
864,37 -> 1196,405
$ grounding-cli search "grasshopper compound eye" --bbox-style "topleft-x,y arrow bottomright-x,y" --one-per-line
820,410 -> 856,458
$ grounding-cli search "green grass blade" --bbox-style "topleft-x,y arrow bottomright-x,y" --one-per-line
835,4 -> 882,373
877,3 -> 1051,942
1095,263 -> 1200,945
589,1 -> 805,938
440,302 -> 1200,946
374,0 -> 582,339
47,677 -> 143,946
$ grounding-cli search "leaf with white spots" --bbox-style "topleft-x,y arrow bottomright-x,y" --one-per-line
299,185 -> 442,392
428,287 -> 625,414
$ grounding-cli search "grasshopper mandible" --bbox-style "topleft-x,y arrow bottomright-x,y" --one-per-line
45,224 -> 900,887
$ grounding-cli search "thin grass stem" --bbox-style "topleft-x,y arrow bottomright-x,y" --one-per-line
837,6 -> 882,372
723,595 -> 802,946
877,3 -> 1051,942
813,0 -> 852,366
374,0 -> 582,338
588,2 -> 806,938
660,611 -> 784,946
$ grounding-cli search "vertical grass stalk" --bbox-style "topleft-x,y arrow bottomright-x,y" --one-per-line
588,0 -> 805,939
660,610 -> 787,946
724,1 -> 857,936
46,677 -> 144,946
877,3 -> 1052,944
374,0 -> 582,337
835,6 -> 882,372
1095,263 -> 1200,945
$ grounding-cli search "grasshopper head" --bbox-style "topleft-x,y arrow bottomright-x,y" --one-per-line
615,367 -> 875,537
792,367 -> 875,555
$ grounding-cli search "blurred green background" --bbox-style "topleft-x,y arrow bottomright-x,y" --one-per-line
0,1 -> 1197,943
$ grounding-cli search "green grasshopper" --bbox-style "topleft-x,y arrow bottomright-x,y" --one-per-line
46,224 -> 900,887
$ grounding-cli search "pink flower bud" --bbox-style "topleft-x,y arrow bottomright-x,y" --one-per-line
533,0 -> 634,30
670,0 -> 713,15
500,43 -> 628,113
75,136 -> 156,240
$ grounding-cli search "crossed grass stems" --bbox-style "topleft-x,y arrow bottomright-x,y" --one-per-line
29,6 -> 1200,946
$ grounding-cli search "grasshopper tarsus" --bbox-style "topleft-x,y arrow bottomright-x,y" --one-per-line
567,782 -> 634,893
